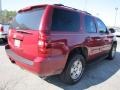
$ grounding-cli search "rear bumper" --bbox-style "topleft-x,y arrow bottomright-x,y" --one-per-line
5,45 -> 66,77
6,49 -> 34,66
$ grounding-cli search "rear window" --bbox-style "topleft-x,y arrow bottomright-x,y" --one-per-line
51,8 -> 80,32
10,8 -> 45,30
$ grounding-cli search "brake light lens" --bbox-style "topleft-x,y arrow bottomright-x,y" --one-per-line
38,32 -> 49,54
38,40 -> 48,54
0,26 -> 3,32
38,40 -> 47,47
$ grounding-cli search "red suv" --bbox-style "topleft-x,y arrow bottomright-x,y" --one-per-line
5,4 -> 117,84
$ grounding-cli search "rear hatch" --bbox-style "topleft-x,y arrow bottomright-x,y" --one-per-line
8,7 -> 45,60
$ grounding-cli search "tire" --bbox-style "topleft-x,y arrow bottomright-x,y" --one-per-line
0,38 -> 2,41
2,38 -> 7,42
107,44 -> 117,60
60,53 -> 85,84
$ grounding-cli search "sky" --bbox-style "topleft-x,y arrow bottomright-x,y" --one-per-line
1,0 -> 120,27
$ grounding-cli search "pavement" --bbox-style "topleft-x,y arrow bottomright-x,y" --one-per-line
0,38 -> 120,90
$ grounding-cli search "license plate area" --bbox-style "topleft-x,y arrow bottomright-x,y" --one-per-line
14,39 -> 21,47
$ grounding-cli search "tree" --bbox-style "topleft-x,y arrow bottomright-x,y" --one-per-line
0,10 -> 16,24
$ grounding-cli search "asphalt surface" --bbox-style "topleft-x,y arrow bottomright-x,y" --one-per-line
0,38 -> 120,90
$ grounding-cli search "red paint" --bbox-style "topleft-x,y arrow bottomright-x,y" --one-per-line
6,4 -> 115,77
0,24 -> 3,32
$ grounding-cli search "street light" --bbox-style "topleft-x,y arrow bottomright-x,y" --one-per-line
0,0 -> 2,23
84,0 -> 87,11
0,0 -> 1,11
114,7 -> 118,27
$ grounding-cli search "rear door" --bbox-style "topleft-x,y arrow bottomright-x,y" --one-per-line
83,15 -> 103,60
8,8 -> 45,60
50,8 -> 81,57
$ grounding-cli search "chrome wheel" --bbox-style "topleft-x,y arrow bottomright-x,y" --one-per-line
60,54 -> 85,84
70,59 -> 83,80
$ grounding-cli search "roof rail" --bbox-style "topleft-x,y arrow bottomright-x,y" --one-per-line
54,4 -> 64,6
54,4 -> 91,15
54,4 -> 78,11
82,11 -> 91,15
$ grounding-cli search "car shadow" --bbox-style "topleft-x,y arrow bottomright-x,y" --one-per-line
45,52 -> 120,90
0,40 -> 8,46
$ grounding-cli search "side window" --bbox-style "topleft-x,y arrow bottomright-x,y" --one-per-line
51,8 -> 80,32
96,19 -> 107,33
84,15 -> 96,33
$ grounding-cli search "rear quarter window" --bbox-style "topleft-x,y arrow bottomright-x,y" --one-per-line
51,8 -> 80,32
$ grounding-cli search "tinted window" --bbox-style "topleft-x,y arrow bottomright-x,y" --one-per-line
10,8 -> 45,30
51,8 -> 80,32
96,19 -> 107,33
84,15 -> 96,33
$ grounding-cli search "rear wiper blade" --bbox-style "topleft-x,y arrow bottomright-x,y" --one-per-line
16,30 -> 32,35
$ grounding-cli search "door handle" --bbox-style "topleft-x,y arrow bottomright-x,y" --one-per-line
96,38 -> 101,41
86,36 -> 91,39
94,37 -> 101,41
86,36 -> 92,42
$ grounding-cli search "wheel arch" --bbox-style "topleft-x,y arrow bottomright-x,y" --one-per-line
65,46 -> 89,67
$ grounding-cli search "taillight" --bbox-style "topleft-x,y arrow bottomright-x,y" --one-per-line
0,26 -> 3,32
38,32 -> 49,54
38,40 -> 47,48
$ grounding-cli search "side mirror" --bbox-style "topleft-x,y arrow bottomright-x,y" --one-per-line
99,30 -> 104,33
109,28 -> 115,33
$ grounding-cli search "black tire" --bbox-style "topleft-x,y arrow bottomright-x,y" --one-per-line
0,38 -> 2,42
107,44 -> 117,60
60,53 -> 85,84
2,38 -> 7,42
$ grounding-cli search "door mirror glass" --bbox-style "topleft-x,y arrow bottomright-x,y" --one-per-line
99,30 -> 105,33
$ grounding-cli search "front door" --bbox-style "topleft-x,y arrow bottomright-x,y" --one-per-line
83,15 -> 102,60
95,18 -> 112,55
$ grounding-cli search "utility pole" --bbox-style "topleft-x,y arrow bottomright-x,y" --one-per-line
114,7 -> 118,27
84,0 -> 87,11
0,0 -> 2,23
0,0 -> 1,11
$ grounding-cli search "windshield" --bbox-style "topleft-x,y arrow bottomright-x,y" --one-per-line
10,8 -> 45,30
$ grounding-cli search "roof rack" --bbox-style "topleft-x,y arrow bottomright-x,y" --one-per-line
54,4 -> 91,15
54,4 -> 78,10
82,11 -> 91,15
54,4 -> 64,6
